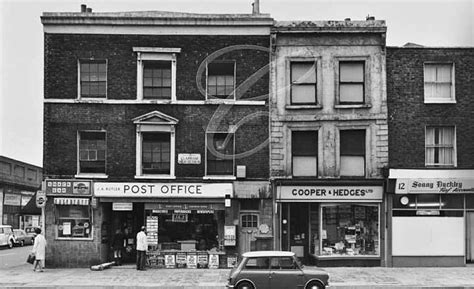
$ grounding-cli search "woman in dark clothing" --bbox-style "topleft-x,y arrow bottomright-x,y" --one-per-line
111,229 -> 125,265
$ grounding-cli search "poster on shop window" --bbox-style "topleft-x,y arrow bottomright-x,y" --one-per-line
224,225 -> 236,246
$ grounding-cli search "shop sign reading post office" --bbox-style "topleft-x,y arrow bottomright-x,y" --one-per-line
94,182 -> 233,198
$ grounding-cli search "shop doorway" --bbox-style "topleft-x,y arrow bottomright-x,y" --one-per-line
281,203 -> 310,260
109,203 -> 144,264
467,212 -> 474,263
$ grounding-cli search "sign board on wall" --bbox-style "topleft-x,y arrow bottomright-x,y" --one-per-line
4,193 -> 21,206
278,186 -> 383,202
112,202 -> 133,211
178,154 -> 201,164
395,178 -> 474,194
45,180 -> 91,196
94,182 -> 233,198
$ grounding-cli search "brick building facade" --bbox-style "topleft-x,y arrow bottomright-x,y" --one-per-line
41,6 -> 273,267
386,47 -> 474,267
270,20 -> 388,266
0,156 -> 42,229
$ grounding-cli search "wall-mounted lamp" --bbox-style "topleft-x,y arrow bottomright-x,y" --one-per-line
225,194 -> 231,208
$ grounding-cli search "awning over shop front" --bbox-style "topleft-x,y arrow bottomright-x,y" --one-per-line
389,169 -> 474,194
54,197 -> 90,205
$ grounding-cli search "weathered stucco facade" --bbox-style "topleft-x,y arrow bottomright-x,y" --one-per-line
270,20 -> 388,266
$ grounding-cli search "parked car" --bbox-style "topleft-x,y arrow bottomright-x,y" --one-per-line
13,229 -> 34,246
0,225 -> 16,249
226,251 -> 330,289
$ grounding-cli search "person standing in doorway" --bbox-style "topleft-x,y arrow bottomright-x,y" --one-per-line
111,229 -> 125,265
32,228 -> 47,272
136,226 -> 148,271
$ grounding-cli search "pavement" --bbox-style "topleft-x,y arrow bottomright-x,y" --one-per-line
0,263 -> 474,288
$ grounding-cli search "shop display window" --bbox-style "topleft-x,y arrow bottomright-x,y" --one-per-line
150,210 -> 224,251
55,205 -> 92,239
320,204 -> 379,257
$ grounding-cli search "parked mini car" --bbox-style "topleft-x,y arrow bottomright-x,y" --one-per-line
13,229 -> 34,246
0,225 -> 16,249
226,251 -> 329,289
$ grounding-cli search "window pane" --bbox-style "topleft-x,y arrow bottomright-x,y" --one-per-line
340,130 -> 365,155
435,84 -> 452,99
208,62 -> 234,76
291,85 -> 316,104
292,62 -> 316,83
56,205 -> 92,238
79,131 -> 106,174
340,156 -> 365,176
340,84 -> 363,103
293,156 -> 317,177
436,65 -> 452,82
417,194 -> 440,209
292,131 -> 317,155
441,194 -> 463,209
321,204 -> 379,256
340,62 -> 364,82
424,65 -> 436,82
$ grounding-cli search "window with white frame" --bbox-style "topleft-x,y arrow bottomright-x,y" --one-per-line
339,61 -> 365,104
78,131 -> 106,174
425,126 -> 456,166
241,214 -> 258,228
290,62 -> 317,105
340,130 -> 365,177
79,60 -> 107,98
206,132 -> 234,175
207,62 -> 235,99
142,133 -> 171,174
134,47 -> 180,101
143,62 -> 172,99
424,63 -> 455,102
292,131 -> 318,177
134,111 -> 177,178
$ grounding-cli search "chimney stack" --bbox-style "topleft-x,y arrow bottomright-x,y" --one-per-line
366,15 -> 375,21
344,18 -> 351,21
252,0 -> 260,15
81,4 -> 87,13
86,7 -> 92,13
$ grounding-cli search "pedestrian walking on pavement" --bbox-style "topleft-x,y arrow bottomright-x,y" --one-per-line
136,226 -> 148,271
111,228 -> 125,265
32,227 -> 47,272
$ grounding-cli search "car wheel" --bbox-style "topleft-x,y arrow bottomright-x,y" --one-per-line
236,281 -> 254,289
306,280 -> 324,289
8,240 -> 14,249
20,240 -> 25,247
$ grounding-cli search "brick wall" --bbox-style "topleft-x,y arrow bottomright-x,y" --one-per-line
44,34 -> 269,101
387,48 -> 474,168
44,104 -> 269,180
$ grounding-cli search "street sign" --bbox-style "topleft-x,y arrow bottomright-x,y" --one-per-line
36,191 -> 47,208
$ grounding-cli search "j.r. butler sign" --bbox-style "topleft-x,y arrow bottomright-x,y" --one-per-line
94,182 -> 233,198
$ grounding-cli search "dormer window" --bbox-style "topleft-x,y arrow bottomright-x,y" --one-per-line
133,111 -> 178,179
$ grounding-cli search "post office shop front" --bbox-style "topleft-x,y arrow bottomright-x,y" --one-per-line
388,169 -> 474,267
275,181 -> 384,267
94,182 -> 235,268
